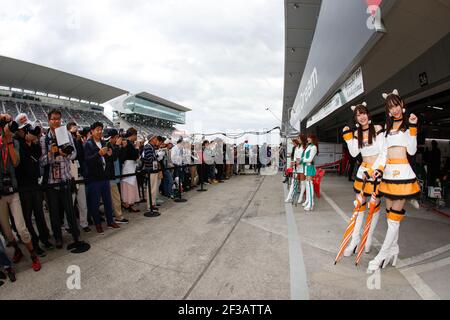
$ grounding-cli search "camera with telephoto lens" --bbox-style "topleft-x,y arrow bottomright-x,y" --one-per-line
22,123 -> 42,137
0,116 -> 19,134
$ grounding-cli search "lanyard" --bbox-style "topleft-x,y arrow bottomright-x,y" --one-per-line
0,135 -> 9,174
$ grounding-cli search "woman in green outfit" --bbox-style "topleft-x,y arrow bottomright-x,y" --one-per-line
301,134 -> 319,211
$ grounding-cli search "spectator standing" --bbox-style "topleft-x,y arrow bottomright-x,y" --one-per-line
1,113 -> 41,270
14,114 -> 53,255
142,135 -> 163,211
120,128 -> 141,212
84,122 -> 120,234
40,109 -> 85,251
105,129 -> 128,224
67,122 -> 90,233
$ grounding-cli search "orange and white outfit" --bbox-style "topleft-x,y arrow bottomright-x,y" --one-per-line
374,123 -> 420,199
342,126 -> 383,255
368,90 -> 420,272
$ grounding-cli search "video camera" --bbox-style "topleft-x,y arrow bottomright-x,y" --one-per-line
49,136 -> 74,157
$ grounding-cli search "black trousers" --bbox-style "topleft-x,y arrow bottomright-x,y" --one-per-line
216,164 -> 224,181
19,189 -> 50,247
197,164 -> 208,184
46,185 -> 80,242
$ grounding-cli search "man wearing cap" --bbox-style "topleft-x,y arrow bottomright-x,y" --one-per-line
142,135 -> 164,211
84,122 -> 120,234
104,129 -> 128,224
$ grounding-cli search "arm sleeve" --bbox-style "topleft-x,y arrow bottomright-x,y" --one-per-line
371,133 -> 387,173
303,146 -> 317,164
67,134 -> 77,161
343,130 -> 359,158
407,125 -> 418,156
84,142 -> 102,162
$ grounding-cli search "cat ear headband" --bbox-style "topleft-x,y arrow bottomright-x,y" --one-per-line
382,89 -> 405,114
350,102 -> 367,112
351,102 -> 369,127
382,89 -> 399,100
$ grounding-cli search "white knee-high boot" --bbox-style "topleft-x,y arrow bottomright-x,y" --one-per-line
364,205 -> 381,253
305,181 -> 314,211
368,209 -> 404,271
303,180 -> 310,207
389,211 -> 402,263
297,181 -> 306,204
285,178 -> 295,202
344,204 -> 367,256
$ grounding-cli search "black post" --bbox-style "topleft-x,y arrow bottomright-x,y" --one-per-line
174,165 -> 188,202
138,171 -> 146,203
144,170 -> 160,217
65,179 -> 90,253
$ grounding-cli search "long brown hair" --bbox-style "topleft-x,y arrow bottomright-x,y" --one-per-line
291,138 -> 300,161
307,134 -> 319,155
385,94 -> 408,136
353,104 -> 376,149
299,134 -> 307,149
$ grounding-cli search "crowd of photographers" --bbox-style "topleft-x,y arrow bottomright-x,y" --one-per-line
0,109 -> 267,286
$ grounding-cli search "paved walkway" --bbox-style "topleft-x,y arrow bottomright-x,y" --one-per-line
1,171 -> 449,300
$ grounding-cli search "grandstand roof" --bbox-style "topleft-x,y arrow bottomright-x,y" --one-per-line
0,55 -> 128,104
136,92 -> 191,112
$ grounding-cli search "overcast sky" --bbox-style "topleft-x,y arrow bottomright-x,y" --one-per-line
0,0 -> 284,142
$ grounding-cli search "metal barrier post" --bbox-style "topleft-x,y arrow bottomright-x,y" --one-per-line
174,165 -> 188,202
64,179 -> 90,253
144,170 -> 161,217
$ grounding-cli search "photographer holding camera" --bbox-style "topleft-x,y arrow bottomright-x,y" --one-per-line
40,109 -> 85,251
14,113 -> 53,256
104,129 -> 128,224
0,113 -> 42,271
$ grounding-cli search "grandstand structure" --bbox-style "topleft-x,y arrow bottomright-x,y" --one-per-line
0,55 -> 191,136
109,91 -> 191,138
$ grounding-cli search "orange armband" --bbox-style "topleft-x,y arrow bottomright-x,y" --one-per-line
342,130 -> 353,141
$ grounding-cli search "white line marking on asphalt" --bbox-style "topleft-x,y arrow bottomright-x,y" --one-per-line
321,190 -> 441,300
403,256 -> 450,274
399,269 -> 441,300
284,184 -> 310,300
397,244 -> 450,269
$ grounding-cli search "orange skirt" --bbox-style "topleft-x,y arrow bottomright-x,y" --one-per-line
378,159 -> 420,200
